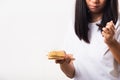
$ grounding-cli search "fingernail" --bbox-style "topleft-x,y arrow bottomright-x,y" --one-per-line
110,20 -> 113,23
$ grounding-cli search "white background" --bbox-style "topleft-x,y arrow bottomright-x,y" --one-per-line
0,0 -> 75,80
0,0 -> 119,80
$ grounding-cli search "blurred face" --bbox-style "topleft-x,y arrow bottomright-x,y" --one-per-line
86,0 -> 106,14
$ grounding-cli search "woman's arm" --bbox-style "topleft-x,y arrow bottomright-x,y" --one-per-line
60,61 -> 75,78
102,21 -> 120,64
56,54 -> 75,78
106,39 -> 120,64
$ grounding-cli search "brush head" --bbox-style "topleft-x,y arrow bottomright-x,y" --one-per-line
48,51 -> 65,60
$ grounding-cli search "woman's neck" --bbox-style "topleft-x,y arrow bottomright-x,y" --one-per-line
90,13 -> 103,22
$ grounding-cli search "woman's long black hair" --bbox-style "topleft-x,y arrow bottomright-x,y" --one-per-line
74,0 -> 118,43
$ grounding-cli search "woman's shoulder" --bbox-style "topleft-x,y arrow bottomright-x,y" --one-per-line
117,12 -> 120,22
115,12 -> 120,29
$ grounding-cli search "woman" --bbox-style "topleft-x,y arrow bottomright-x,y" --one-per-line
56,0 -> 120,80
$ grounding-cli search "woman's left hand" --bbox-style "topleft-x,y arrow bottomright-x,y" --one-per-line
102,21 -> 116,45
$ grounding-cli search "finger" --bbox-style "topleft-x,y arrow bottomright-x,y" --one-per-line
55,59 -> 65,64
67,54 -> 73,58
102,31 -> 106,37
102,27 -> 109,34
55,54 -> 71,64
106,21 -> 115,35
64,54 -> 71,63
110,21 -> 115,30
106,25 -> 115,35
103,22 -> 115,34
106,21 -> 115,30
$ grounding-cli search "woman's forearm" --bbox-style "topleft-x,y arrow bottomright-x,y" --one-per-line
60,61 -> 75,78
107,39 -> 120,64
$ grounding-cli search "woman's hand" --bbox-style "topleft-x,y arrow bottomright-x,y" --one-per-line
55,53 -> 74,64
102,21 -> 116,45
55,52 -> 75,78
